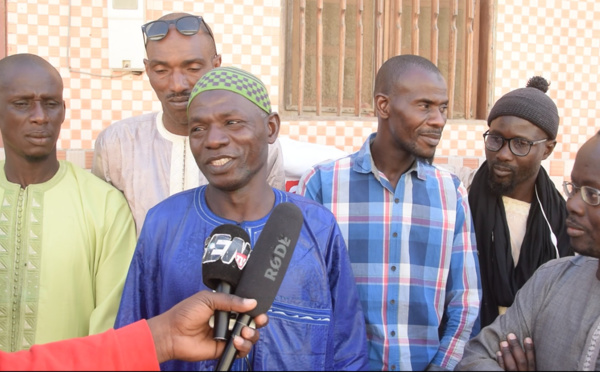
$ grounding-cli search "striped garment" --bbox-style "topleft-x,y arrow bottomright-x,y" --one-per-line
297,133 -> 481,371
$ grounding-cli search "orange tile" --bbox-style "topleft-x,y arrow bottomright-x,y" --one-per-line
80,58 -> 91,69
80,17 -> 92,28
90,47 -> 102,59
549,161 -> 564,177
16,34 -> 28,45
92,7 -> 103,19
70,5 -> 80,17
463,158 -> 480,169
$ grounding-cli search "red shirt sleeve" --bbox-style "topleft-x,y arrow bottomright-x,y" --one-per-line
0,320 -> 160,371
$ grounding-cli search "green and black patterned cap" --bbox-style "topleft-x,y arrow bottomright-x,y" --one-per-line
188,66 -> 271,114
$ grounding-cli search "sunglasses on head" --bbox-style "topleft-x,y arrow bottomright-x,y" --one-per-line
141,15 -> 214,46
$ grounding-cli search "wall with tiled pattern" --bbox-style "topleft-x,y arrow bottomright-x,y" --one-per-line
2,0 -> 599,190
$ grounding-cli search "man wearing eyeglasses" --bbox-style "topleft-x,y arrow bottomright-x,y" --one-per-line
468,76 -> 573,330
91,13 -> 286,236
456,130 -> 600,371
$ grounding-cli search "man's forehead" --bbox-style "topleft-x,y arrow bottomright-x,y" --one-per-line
145,29 -> 215,58
572,135 -> 600,183
579,136 -> 600,162
1,69 -> 63,94
158,12 -> 192,21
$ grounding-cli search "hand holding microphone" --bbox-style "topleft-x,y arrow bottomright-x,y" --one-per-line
215,202 -> 304,371
202,224 -> 252,340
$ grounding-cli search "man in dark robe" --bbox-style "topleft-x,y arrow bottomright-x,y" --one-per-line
469,76 -> 572,329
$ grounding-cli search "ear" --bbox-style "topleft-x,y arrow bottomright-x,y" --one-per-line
213,54 -> 222,68
541,139 -> 557,160
266,112 -> 280,145
60,101 -> 66,124
143,58 -> 150,74
374,93 -> 390,119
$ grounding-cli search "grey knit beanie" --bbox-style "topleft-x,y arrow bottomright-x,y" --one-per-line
487,76 -> 559,140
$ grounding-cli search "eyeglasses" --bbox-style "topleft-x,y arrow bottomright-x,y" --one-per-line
563,181 -> 600,206
483,130 -> 548,157
141,15 -> 214,46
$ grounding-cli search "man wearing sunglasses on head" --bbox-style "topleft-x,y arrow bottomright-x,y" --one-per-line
466,76 -> 573,330
92,13 -> 286,236
456,130 -> 600,371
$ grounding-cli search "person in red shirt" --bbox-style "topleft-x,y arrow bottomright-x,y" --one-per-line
0,291 -> 267,371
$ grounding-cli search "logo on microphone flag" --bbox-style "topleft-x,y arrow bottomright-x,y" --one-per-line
203,233 -> 251,269
235,252 -> 248,270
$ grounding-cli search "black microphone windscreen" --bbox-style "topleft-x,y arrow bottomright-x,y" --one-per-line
234,202 -> 304,317
202,224 -> 251,291
215,203 -> 304,371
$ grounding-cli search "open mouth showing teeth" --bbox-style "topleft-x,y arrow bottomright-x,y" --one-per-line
212,158 -> 231,166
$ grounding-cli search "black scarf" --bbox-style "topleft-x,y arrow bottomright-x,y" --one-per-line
469,161 -> 572,328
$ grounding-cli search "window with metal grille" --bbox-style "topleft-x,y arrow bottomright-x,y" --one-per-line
283,0 -> 494,120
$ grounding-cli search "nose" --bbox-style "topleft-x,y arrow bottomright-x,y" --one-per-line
494,139 -> 514,161
169,69 -> 191,93
566,188 -> 585,216
204,125 -> 230,149
30,101 -> 48,124
428,106 -> 446,128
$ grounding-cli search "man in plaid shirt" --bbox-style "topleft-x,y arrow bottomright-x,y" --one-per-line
297,54 -> 481,371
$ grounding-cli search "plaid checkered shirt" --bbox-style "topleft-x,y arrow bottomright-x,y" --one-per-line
297,133 -> 481,371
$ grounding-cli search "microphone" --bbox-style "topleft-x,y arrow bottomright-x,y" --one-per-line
202,224 -> 252,340
215,202 -> 304,371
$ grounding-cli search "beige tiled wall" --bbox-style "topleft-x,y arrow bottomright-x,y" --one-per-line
492,0 -> 600,187
3,0 -> 598,190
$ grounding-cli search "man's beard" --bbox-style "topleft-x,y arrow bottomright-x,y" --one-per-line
486,161 -> 517,195
399,138 -> 435,165
487,173 -> 516,195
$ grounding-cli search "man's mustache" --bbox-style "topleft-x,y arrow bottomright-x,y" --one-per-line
166,91 -> 191,100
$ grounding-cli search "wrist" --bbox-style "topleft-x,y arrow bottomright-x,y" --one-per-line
147,314 -> 173,363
